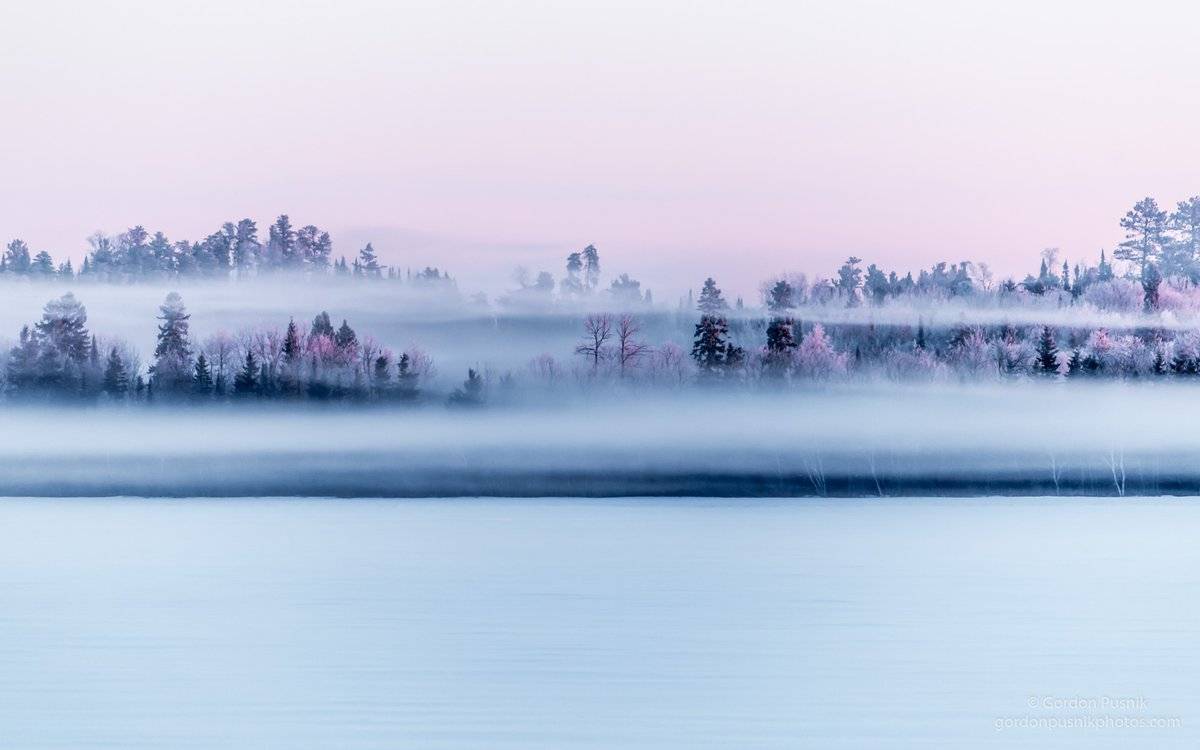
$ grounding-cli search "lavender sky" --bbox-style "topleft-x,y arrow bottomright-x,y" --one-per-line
0,0 -> 1197,299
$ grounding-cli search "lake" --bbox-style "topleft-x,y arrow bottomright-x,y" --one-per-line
0,497 -> 1195,748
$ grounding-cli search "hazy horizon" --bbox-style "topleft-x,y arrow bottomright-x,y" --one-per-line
3,1 -> 1199,300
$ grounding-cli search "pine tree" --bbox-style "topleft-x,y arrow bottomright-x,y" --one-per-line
35,293 -> 90,363
396,353 -> 419,401
916,318 -> 927,350
692,315 -> 732,378
310,311 -> 335,339
448,368 -> 484,406
358,243 -> 381,277
334,320 -> 357,350
766,280 -> 794,313
581,245 -> 600,292
282,318 -> 302,364
1035,325 -> 1059,375
102,347 -> 129,398
192,352 -> 213,396
150,292 -> 193,393
1066,348 -> 1084,377
696,278 -> 727,315
233,350 -> 258,395
1153,347 -> 1168,376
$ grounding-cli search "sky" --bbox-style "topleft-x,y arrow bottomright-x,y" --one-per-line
0,0 -> 1198,300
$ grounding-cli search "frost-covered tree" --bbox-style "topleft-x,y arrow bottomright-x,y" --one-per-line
35,293 -> 90,364
150,292 -> 193,393
696,277 -> 727,315
30,251 -> 54,277
692,314 -> 739,379
4,239 -> 31,275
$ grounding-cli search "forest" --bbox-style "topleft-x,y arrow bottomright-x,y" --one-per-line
4,195 -> 1200,405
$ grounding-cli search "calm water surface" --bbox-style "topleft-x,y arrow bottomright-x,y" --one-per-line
0,497 -> 1196,748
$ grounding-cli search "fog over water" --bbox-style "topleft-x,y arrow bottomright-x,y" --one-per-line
0,382 -> 1190,496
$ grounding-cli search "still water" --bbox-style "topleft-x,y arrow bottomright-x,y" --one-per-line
0,497 -> 1195,748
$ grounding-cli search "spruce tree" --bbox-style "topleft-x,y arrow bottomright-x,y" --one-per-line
1066,349 -> 1083,377
1035,325 -> 1059,375
358,243 -> 381,277
282,319 -> 302,365
1153,347 -> 1168,376
192,352 -> 213,396
692,315 -> 731,378
396,353 -> 419,401
102,347 -> 129,398
151,292 -> 193,393
696,278 -> 727,315
233,350 -> 258,395
334,320 -> 357,350
448,368 -> 483,406
310,311 -> 335,339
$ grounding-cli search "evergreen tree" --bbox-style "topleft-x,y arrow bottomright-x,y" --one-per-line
30,251 -> 54,276
1066,348 -> 1084,377
358,243 -> 381,277
1098,250 -> 1114,281
766,280 -> 794,313
102,347 -> 129,398
233,350 -> 259,395
150,292 -> 193,393
1035,325 -> 1059,375
692,315 -> 732,378
396,353 -> 419,401
562,252 -> 583,296
4,239 -> 31,274
282,318 -> 302,364
581,245 -> 600,292
1153,347 -> 1168,376
1116,197 -> 1168,276
35,293 -> 91,365
267,214 -> 297,269
448,368 -> 484,406
192,352 -> 213,396
310,311 -> 335,339
334,320 -> 357,349
696,277 -> 727,315
1142,262 -> 1162,311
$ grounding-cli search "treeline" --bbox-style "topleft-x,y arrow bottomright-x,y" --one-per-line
541,275 -> 1200,389
0,214 -> 456,287
5,292 -> 434,404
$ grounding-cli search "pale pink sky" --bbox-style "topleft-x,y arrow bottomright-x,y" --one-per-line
0,0 -> 1197,299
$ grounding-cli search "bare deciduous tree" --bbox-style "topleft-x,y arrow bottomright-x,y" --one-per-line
575,314 -> 612,371
615,314 -> 650,378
